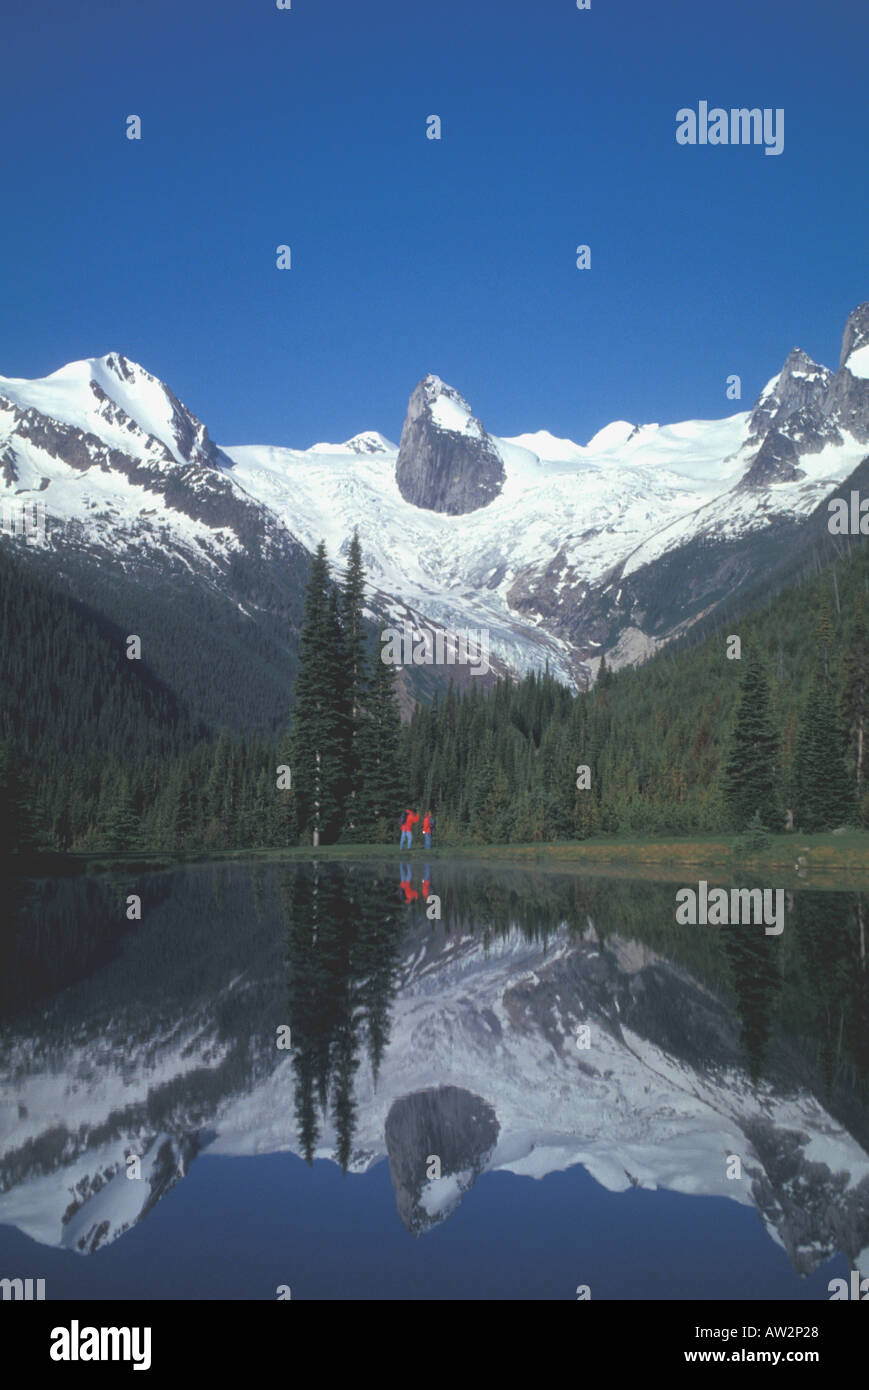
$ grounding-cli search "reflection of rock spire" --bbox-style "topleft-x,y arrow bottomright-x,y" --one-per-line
384,1086 -> 499,1235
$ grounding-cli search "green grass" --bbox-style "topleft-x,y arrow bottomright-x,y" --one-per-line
12,828 -> 869,889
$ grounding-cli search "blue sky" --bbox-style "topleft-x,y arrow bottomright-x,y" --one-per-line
1,0 -> 867,449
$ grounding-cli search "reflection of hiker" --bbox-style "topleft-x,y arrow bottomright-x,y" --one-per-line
399,808 -> 420,849
399,863 -> 418,903
422,811 -> 433,850
422,866 -> 431,900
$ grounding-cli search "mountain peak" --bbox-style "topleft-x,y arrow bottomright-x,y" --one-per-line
585,420 -> 638,452
747,344 -> 832,444
42,353 -> 149,387
414,375 -> 485,441
394,377 -> 505,514
839,302 -> 869,379
344,430 -> 397,455
0,350 -> 222,477
306,430 -> 397,456
99,351 -> 137,379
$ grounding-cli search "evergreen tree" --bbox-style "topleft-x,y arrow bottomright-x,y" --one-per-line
103,771 -> 138,851
0,739 -> 37,855
357,632 -> 403,837
340,531 -> 368,833
206,729 -> 233,844
795,598 -> 852,831
596,651 -> 613,690
721,647 -> 781,831
171,765 -> 195,848
796,673 -> 852,831
274,730 -> 297,846
289,543 -> 351,845
842,590 -> 869,820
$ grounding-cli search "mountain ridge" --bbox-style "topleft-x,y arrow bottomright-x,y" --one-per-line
3,302 -> 869,698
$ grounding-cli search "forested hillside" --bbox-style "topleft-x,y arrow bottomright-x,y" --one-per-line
15,547 -> 305,738
404,542 -> 868,841
1,528 -> 867,854
0,546 -> 203,764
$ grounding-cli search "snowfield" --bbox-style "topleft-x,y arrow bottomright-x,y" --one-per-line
2,347 -> 867,687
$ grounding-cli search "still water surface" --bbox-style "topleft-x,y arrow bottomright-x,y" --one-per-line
1,859 -> 866,1300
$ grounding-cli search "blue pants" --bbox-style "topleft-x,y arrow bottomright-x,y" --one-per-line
424,833 -> 431,849
400,829 -> 411,849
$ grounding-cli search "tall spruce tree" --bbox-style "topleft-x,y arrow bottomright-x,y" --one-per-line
357,631 -> 403,836
340,531 -> 367,832
206,729 -> 233,843
842,589 -> 869,820
0,739 -> 37,855
796,701 -> 852,832
290,543 -> 350,845
721,646 -> 781,831
274,729 -> 297,846
796,676 -> 852,831
103,770 -> 138,851
795,597 -> 852,832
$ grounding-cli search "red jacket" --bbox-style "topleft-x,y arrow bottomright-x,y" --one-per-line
422,815 -> 432,834
402,811 -> 420,832
400,878 -> 419,903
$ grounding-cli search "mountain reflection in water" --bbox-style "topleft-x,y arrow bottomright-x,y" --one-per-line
1,860 -> 868,1291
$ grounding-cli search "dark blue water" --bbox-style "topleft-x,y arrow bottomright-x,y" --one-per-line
0,861 -> 865,1301
0,1152 -> 846,1300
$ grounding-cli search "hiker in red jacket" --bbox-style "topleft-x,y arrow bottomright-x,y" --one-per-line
422,811 -> 433,850
399,808 -> 420,850
399,865 -> 418,903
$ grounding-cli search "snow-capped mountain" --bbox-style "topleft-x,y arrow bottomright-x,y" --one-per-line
2,306 -> 868,700
0,351 -> 301,565
224,303 -> 869,684
0,352 -> 312,733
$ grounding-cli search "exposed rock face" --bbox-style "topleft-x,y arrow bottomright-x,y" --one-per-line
741,349 -> 836,487
741,304 -> 869,488
748,348 -> 834,440
384,1085 -> 499,1235
743,1117 -> 869,1274
838,302 -> 869,373
830,302 -> 869,444
394,375 -> 505,514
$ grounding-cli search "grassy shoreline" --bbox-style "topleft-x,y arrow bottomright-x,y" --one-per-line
6,830 -> 869,889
